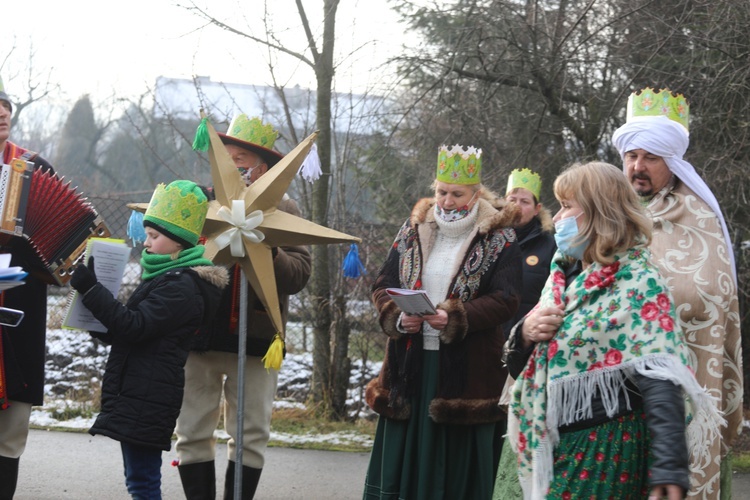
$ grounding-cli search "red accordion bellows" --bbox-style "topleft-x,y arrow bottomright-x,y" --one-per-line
22,169 -> 110,285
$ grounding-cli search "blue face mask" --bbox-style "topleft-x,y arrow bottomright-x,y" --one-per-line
554,213 -> 588,260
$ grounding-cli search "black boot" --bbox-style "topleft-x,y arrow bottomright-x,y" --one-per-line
0,455 -> 20,500
223,461 -> 262,500
178,460 -> 216,500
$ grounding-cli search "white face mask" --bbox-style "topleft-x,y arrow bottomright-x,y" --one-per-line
435,191 -> 478,222
239,165 -> 259,186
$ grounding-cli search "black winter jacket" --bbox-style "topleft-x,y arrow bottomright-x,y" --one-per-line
0,153 -> 54,406
502,213 -> 556,333
81,265 -> 228,451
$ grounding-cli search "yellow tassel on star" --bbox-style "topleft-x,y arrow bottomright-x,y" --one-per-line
262,334 -> 285,371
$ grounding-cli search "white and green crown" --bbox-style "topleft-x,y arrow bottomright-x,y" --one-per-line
627,87 -> 689,132
436,144 -> 482,185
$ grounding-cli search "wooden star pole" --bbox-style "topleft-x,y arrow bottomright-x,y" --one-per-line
129,116 -> 360,340
200,117 -> 360,337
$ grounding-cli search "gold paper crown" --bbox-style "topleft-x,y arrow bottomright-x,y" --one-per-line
506,168 -> 542,200
436,144 -> 482,185
627,87 -> 689,132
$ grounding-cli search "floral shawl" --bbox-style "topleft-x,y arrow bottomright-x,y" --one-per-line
507,246 -> 723,499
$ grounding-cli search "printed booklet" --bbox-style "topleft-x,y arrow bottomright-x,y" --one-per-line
385,288 -> 437,316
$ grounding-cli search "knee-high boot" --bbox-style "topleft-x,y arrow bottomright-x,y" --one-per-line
0,455 -> 20,500
223,461 -> 262,500
178,460 -> 216,500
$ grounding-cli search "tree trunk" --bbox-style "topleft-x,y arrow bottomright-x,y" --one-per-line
330,293 -> 351,419
310,0 -> 340,409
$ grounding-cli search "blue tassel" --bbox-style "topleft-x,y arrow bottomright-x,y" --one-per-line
342,243 -> 365,278
127,210 -> 147,245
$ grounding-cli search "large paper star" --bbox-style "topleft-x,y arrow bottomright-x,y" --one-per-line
130,117 -> 360,337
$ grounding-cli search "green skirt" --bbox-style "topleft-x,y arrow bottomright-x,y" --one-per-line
363,350 -> 496,500
492,439 -> 523,499
494,410 -> 651,499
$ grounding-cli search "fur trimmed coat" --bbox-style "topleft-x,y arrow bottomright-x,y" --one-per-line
366,194 -> 522,425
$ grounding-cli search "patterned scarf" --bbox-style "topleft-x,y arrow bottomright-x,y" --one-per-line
140,245 -> 213,281
507,246 -> 723,499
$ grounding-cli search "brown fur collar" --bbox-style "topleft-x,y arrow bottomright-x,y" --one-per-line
499,196 -> 554,233
192,265 -> 230,289
410,191 -> 520,236
538,205 -> 554,232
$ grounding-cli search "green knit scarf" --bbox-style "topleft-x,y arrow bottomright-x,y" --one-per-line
140,245 -> 214,281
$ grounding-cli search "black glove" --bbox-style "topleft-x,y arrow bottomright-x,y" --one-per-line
70,256 -> 98,294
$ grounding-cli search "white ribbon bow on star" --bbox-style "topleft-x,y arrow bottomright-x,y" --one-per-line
214,200 -> 265,257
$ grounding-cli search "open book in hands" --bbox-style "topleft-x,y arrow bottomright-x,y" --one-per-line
385,288 -> 437,316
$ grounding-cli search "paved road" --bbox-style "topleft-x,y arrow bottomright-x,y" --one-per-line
14,429 -> 750,499
15,429 -> 370,499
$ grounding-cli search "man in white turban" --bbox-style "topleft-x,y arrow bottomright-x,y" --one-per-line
612,90 -> 742,500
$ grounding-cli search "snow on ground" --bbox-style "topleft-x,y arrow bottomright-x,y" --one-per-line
35,327 -> 381,448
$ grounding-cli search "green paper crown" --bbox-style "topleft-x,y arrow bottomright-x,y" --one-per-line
144,180 -> 208,247
506,168 -> 542,200
436,145 -> 482,185
627,87 -> 689,132
227,114 -> 279,149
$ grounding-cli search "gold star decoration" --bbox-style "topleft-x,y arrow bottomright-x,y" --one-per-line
129,116 -> 360,366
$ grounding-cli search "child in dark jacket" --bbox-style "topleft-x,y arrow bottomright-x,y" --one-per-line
70,180 -> 228,499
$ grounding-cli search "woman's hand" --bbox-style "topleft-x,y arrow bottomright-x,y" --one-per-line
649,484 -> 683,500
521,306 -> 565,348
401,313 -> 424,334
421,309 -> 448,330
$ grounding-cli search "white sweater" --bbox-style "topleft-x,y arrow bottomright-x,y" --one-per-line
419,204 -> 479,350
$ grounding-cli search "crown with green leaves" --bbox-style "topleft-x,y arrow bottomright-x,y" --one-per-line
143,180 -> 208,248
506,168 -> 542,200
627,87 -> 689,132
227,114 -> 279,149
436,144 -> 482,185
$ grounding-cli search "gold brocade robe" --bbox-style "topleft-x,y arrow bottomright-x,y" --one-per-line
647,178 -> 742,500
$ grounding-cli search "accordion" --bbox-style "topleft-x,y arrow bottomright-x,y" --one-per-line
0,159 -> 110,285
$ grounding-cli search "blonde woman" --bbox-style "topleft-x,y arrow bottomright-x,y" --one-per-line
503,162 -> 722,499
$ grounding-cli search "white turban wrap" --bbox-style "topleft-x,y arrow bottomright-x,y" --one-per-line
612,115 -> 736,279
